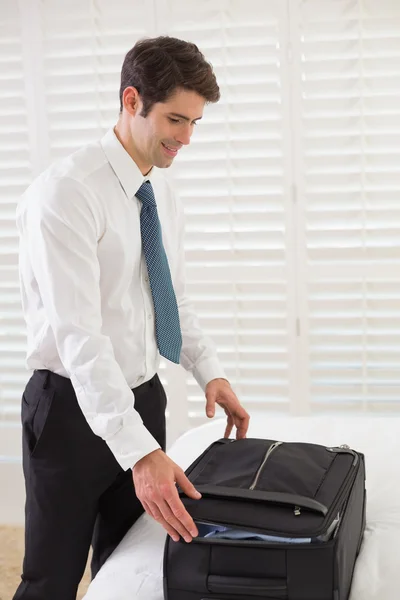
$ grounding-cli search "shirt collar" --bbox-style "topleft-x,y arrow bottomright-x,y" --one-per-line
100,127 -> 153,200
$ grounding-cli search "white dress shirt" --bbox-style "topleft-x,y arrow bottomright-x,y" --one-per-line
16,127 -> 226,470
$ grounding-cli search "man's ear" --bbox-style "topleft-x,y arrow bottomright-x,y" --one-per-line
121,86 -> 140,116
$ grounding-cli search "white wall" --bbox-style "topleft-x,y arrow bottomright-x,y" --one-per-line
0,424 -> 25,525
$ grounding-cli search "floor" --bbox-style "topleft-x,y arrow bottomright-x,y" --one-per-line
0,525 -> 91,600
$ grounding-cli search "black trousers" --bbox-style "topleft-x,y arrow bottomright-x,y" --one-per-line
13,369 -> 167,600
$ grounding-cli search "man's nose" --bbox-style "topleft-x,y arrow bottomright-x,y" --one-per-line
176,126 -> 192,146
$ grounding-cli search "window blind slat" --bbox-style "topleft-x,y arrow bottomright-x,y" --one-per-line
296,0 -> 400,412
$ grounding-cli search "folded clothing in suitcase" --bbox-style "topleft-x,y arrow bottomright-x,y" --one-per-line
163,437 -> 366,600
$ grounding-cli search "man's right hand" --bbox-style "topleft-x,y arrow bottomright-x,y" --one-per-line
132,449 -> 201,543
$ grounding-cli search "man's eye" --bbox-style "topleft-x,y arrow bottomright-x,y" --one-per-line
168,117 -> 198,126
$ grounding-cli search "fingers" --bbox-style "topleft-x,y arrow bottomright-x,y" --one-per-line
139,473 -> 200,543
210,385 -> 249,438
175,468 -> 202,500
223,405 -> 250,439
146,500 -> 184,542
133,452 -> 203,543
224,413 -> 234,438
163,485 -> 199,539
235,410 -> 250,439
143,499 -> 183,540
149,496 -> 197,543
144,480 -> 198,542
206,395 -> 215,418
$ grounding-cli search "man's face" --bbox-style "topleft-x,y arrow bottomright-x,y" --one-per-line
130,87 -> 206,173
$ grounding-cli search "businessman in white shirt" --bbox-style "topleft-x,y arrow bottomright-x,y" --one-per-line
13,36 -> 250,600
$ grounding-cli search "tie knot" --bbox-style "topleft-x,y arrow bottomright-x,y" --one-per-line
136,180 -> 156,207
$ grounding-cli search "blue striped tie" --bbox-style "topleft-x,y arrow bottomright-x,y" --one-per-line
136,181 -> 182,364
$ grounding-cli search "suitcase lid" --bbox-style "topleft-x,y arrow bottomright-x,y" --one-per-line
178,437 -> 362,537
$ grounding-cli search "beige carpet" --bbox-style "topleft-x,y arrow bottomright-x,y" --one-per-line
0,525 -> 91,600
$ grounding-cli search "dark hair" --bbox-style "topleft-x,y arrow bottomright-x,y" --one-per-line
119,36 -> 220,116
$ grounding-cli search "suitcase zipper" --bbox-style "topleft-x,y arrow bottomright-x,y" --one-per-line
249,441 -> 358,519
249,441 -> 283,490
320,447 -> 360,529
326,444 -> 359,466
294,445 -> 358,517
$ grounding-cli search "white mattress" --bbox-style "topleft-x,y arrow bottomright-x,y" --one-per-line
83,415 -> 400,600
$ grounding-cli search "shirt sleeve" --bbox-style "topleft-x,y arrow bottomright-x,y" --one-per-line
172,190 -> 228,391
18,176 -> 160,470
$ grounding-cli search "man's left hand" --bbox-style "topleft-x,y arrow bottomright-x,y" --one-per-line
205,378 -> 250,440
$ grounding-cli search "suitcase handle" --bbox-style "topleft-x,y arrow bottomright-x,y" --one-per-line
185,485 -> 328,516
207,574 -> 287,598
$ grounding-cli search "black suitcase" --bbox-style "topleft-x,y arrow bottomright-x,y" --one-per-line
163,437 -> 366,600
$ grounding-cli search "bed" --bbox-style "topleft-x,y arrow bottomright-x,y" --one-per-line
83,414 -> 400,600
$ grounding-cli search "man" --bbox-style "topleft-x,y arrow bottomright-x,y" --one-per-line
14,36 -> 250,600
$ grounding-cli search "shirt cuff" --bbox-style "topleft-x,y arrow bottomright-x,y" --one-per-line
191,356 -> 228,392
105,415 -> 161,471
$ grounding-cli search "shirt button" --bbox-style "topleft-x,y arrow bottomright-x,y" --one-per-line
148,314 -> 152,320
144,276 -> 149,282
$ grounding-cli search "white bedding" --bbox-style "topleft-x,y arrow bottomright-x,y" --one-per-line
83,415 -> 400,600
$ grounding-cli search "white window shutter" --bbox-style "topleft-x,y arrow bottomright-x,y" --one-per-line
292,0 -> 400,411
2,0 -> 400,437
156,0 -> 297,430
40,0 -> 155,159
0,1 -> 32,422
